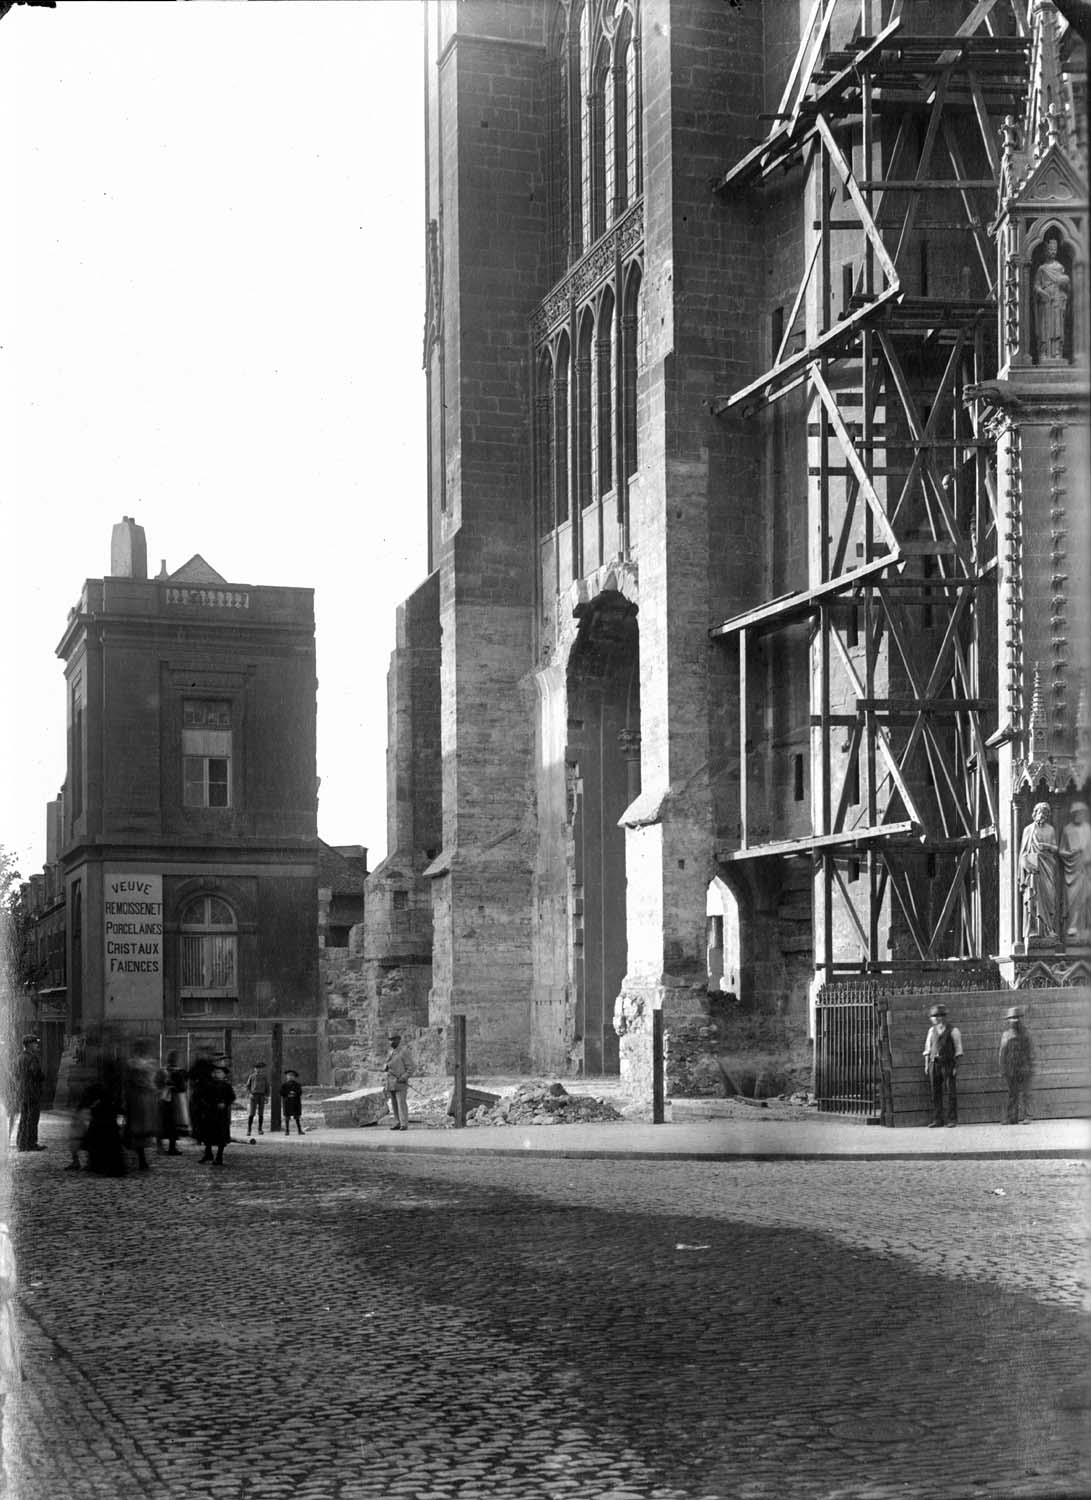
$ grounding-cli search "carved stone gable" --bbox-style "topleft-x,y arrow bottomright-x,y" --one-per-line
1015,143 -> 1086,208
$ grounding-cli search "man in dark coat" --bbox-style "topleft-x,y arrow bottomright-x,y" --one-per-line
13,1035 -> 45,1152
999,1007 -> 1034,1124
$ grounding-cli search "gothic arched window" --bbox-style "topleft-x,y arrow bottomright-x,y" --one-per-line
622,264 -> 642,478
596,286 -> 615,496
537,346 -> 556,536
577,310 -> 595,509
554,332 -> 571,525
591,39 -> 610,242
616,11 -> 641,209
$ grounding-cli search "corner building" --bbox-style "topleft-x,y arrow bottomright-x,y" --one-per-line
58,520 -> 323,1077
380,0 -> 1089,1103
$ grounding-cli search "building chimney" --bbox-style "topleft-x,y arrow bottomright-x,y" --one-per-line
110,516 -> 148,579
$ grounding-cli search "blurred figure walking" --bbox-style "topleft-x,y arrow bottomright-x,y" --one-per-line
124,1040 -> 159,1171
155,1051 -> 188,1155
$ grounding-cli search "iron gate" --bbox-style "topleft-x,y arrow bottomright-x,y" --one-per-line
814,992 -> 886,1118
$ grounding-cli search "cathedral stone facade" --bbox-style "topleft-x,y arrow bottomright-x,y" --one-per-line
364,0 -> 1089,1107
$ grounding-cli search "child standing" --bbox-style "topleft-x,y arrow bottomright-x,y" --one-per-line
280,1069 -> 304,1135
245,1060 -> 270,1136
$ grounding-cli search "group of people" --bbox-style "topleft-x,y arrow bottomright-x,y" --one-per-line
3,1039 -> 309,1174
923,1004 -> 1034,1128
7,1031 -> 412,1157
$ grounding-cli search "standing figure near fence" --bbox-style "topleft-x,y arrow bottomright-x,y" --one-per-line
124,1040 -> 160,1171
280,1068 -> 304,1135
155,1051 -> 187,1156
384,1033 -> 410,1131
245,1060 -> 270,1136
999,1007 -> 1034,1125
13,1036 -> 45,1153
923,1004 -> 963,1128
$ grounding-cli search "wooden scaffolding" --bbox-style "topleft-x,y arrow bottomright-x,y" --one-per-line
712,0 -> 1030,983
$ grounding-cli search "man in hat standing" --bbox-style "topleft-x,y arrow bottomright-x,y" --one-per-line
999,1007 -> 1034,1125
922,1004 -> 963,1128
13,1035 -> 45,1152
384,1033 -> 411,1131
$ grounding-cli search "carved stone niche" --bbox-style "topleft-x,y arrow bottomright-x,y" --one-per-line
1002,136 -> 1086,373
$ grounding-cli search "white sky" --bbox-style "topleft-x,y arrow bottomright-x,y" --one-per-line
0,0 -> 428,878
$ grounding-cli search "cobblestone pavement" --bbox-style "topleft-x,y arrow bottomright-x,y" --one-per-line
1,1117 -> 1089,1500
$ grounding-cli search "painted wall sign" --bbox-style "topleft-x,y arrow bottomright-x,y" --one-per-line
104,872 -> 163,1018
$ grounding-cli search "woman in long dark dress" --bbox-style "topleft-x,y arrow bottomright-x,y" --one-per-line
79,1081 -> 127,1176
197,1066 -> 235,1166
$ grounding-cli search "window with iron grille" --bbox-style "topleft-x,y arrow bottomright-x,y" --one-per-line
179,895 -> 237,1015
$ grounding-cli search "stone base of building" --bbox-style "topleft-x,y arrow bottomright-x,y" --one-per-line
615,975 -> 812,1108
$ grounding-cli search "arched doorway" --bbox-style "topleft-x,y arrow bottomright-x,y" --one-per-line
706,876 -> 741,997
567,590 -> 639,1075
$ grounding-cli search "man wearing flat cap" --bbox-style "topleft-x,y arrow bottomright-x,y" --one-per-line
14,1035 -> 45,1152
922,1004 -> 963,1128
383,1033 -> 411,1131
999,1007 -> 1034,1125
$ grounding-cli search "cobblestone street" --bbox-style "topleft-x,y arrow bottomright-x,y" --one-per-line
2,1117 -> 1089,1500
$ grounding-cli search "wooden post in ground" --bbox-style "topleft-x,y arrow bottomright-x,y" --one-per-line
452,1015 -> 467,1128
270,1022 -> 283,1133
652,1009 -> 665,1124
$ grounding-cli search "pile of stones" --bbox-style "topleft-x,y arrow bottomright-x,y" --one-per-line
465,1080 -> 624,1127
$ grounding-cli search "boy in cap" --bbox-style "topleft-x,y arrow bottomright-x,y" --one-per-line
999,1007 -> 1034,1124
280,1069 -> 304,1135
245,1060 -> 270,1136
384,1033 -> 410,1131
923,1004 -> 963,1127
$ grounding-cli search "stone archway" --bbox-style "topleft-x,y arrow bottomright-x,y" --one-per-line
566,589 -> 640,1075
706,876 -> 741,998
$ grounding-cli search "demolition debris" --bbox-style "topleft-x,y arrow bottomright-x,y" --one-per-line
464,1081 -> 624,1128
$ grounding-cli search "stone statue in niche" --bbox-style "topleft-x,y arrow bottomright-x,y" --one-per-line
1032,232 -> 1071,363
1019,801 -> 1059,942
1060,801 -> 1091,944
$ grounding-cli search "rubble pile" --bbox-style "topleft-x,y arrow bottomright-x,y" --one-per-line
466,1080 -> 624,1128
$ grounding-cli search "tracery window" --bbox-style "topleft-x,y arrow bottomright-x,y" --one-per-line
534,269 -> 642,547
550,0 -> 641,267
537,3 -> 642,569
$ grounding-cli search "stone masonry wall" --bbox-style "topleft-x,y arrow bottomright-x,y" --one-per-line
423,12 -> 548,1073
